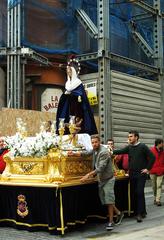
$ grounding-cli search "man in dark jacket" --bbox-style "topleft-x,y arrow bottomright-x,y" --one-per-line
113,130 -> 155,222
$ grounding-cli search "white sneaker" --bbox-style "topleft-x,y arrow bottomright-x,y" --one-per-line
106,222 -> 114,231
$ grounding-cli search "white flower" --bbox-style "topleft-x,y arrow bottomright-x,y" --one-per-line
5,132 -> 58,158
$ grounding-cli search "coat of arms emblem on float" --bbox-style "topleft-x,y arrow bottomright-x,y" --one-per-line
17,194 -> 29,218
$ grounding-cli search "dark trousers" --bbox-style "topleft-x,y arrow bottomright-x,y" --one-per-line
130,171 -> 147,215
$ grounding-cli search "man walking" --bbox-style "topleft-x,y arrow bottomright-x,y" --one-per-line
113,130 -> 155,222
149,138 -> 164,206
80,135 -> 124,230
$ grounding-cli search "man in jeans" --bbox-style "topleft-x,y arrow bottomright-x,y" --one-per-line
149,138 -> 164,206
113,130 -> 155,222
79,135 -> 124,230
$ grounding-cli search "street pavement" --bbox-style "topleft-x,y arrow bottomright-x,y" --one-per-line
0,180 -> 164,240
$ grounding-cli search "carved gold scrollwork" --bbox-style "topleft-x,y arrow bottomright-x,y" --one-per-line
19,163 -> 38,174
1,148 -> 93,184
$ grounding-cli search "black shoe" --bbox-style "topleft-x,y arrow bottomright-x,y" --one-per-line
156,201 -> 162,206
136,215 -> 142,223
141,213 -> 146,218
114,212 -> 124,225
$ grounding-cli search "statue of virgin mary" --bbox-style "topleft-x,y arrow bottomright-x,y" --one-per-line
56,59 -> 98,135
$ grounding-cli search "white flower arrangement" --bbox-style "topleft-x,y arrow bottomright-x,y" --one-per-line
5,132 -> 58,158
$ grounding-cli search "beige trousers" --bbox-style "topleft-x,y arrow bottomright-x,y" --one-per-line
150,174 -> 163,202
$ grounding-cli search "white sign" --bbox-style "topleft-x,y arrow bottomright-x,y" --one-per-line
41,88 -> 62,113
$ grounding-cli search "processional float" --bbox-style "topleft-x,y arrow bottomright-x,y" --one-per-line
1,117 -> 93,186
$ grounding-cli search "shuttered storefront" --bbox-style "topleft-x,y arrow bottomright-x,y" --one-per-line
111,71 -> 162,147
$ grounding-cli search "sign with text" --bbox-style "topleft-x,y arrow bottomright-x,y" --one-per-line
41,88 -> 62,113
83,81 -> 98,105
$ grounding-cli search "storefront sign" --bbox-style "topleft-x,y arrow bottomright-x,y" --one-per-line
83,81 -> 98,105
41,88 -> 62,113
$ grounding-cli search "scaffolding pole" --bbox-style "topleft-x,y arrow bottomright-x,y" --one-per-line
153,0 -> 164,137
7,2 -> 22,108
97,0 -> 111,143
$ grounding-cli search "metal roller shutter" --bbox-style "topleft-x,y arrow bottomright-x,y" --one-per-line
111,71 -> 162,148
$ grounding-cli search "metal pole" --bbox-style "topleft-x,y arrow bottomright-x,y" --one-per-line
14,6 -> 17,107
17,3 -> 21,108
97,0 -> 111,143
153,0 -> 164,138
10,6 -> 14,108
7,2 -> 10,107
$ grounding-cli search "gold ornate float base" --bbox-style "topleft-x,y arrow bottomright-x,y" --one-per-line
0,149 -> 93,186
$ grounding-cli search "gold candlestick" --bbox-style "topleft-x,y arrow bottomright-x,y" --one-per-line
59,119 -> 65,146
59,127 -> 65,146
68,116 -> 79,147
69,123 -> 77,146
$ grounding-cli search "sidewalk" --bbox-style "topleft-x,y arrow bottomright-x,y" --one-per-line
145,179 -> 153,193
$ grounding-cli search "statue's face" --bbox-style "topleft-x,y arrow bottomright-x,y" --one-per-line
67,66 -> 72,78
